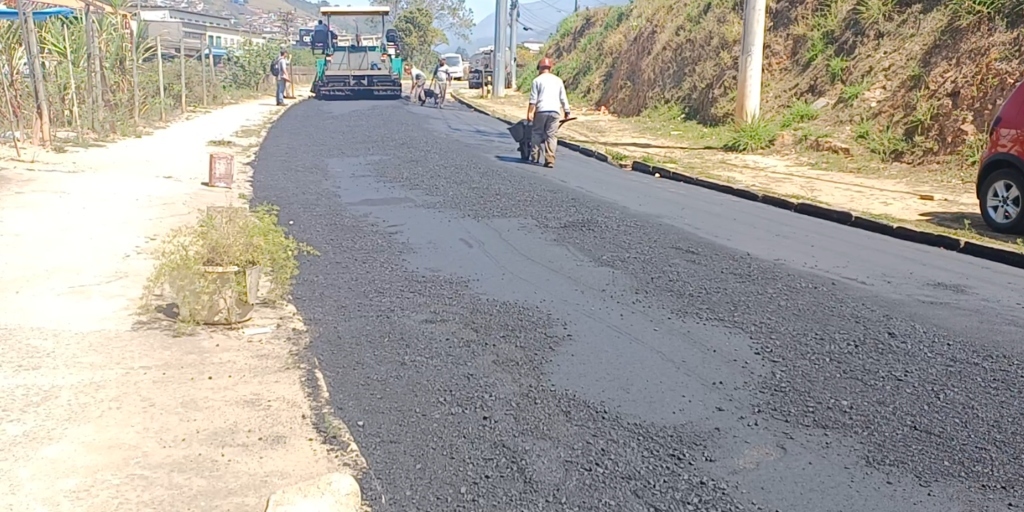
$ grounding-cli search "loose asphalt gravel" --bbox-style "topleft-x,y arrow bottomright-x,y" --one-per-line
253,97 -> 1024,512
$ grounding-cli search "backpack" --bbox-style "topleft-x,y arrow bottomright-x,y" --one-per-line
270,57 -> 281,77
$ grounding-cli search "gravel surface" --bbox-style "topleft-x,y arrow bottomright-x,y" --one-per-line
254,98 -> 1024,511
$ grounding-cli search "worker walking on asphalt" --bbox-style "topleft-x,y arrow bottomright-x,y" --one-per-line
527,57 -> 570,168
432,57 -> 451,109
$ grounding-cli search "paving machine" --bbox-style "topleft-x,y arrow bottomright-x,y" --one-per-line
310,6 -> 403,100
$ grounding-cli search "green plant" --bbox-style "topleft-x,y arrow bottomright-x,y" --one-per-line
961,132 -> 988,167
781,100 -> 819,128
723,117 -> 779,152
840,80 -> 870,103
907,98 -> 939,136
143,204 -> 317,325
854,120 -> 907,161
804,32 -> 831,64
826,56 -> 848,83
855,0 -> 896,27
606,149 -> 630,162
224,40 -> 280,91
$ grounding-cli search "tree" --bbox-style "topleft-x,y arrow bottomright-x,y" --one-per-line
373,0 -> 473,40
394,6 -> 447,68
454,46 -> 469,60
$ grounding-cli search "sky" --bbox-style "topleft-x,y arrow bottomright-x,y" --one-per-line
329,0 -> 497,22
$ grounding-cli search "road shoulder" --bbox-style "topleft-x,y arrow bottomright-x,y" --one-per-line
0,96 -> 363,511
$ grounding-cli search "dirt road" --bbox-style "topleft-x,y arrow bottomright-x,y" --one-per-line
0,99 -> 352,511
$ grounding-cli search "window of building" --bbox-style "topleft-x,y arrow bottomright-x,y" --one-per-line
215,36 -> 222,48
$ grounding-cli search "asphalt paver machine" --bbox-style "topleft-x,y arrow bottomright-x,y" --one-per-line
310,6 -> 403,100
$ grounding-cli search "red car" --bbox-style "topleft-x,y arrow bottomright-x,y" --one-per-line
978,80 -> 1024,233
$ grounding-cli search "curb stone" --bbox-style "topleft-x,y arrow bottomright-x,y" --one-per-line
453,92 -> 1024,273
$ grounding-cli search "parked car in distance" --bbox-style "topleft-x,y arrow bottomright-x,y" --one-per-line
441,53 -> 464,80
978,79 -> 1024,233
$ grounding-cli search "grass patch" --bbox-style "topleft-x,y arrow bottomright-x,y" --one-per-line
207,139 -> 237,147
827,57 -> 848,83
780,100 -> 819,128
906,97 -> 939,137
854,0 -> 896,27
723,117 -> 779,152
606,148 -> 631,162
840,80 -> 870,103
854,120 -> 908,161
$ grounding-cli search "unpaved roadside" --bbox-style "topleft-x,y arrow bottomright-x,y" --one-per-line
0,96 -> 362,511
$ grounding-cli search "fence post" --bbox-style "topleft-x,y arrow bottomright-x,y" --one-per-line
0,72 -> 21,158
84,5 -> 104,133
17,0 -> 51,146
179,37 -> 186,113
131,8 -> 140,126
156,35 -> 165,121
62,24 -> 82,142
200,37 -> 208,106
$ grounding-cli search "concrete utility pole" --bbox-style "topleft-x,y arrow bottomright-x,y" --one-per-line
491,0 -> 507,98
735,0 -> 766,124
574,0 -> 579,13
509,0 -> 517,88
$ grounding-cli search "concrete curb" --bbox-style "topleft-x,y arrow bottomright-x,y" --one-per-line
454,92 -> 1024,273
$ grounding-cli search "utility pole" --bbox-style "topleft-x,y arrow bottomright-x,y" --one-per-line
491,0 -> 507,98
735,0 -> 766,124
509,0 -> 518,89
574,0 -> 579,13
17,0 -> 51,146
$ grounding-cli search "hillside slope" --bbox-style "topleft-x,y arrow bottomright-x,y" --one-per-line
530,0 -> 1024,168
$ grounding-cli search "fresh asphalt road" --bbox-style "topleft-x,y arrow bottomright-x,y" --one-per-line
254,97 -> 1024,512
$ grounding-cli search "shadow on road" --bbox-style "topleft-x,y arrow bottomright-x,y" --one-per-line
494,155 -> 533,165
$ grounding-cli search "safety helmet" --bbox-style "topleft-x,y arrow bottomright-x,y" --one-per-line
537,57 -> 554,70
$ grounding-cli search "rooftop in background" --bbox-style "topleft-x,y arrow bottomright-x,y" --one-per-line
318,5 -> 389,16
134,7 -> 235,27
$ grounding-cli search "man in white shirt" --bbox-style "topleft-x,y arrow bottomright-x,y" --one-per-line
526,57 -> 570,168
433,57 -> 452,109
409,65 -> 426,102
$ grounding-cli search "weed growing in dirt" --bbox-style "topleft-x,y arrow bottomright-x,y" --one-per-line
854,120 -> 907,161
840,81 -> 870,103
781,100 -> 819,128
961,132 -> 988,168
907,97 -> 939,136
827,57 -> 848,83
724,117 -> 779,152
855,0 -> 896,27
142,204 -> 318,326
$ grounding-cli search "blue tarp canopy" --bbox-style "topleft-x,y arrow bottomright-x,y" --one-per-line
0,7 -> 75,22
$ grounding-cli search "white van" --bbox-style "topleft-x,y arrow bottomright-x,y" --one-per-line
441,53 -> 465,80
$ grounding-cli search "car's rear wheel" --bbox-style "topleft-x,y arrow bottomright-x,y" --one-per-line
980,168 -> 1024,233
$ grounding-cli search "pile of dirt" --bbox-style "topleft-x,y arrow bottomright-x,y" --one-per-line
531,0 -> 1024,167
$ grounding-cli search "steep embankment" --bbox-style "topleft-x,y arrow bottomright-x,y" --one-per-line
523,0 -> 1024,168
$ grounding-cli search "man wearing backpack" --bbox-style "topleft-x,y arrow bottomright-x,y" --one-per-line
271,50 -> 290,106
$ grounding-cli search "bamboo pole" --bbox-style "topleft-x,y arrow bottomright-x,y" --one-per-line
0,71 -> 21,159
84,5 -> 103,133
156,35 -> 165,122
131,7 -> 140,126
200,36 -> 208,106
62,24 -> 82,142
17,0 -> 52,146
179,37 -> 186,113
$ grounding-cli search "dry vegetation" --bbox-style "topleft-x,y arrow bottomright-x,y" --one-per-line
523,0 -> 1024,184
0,8 -> 283,147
